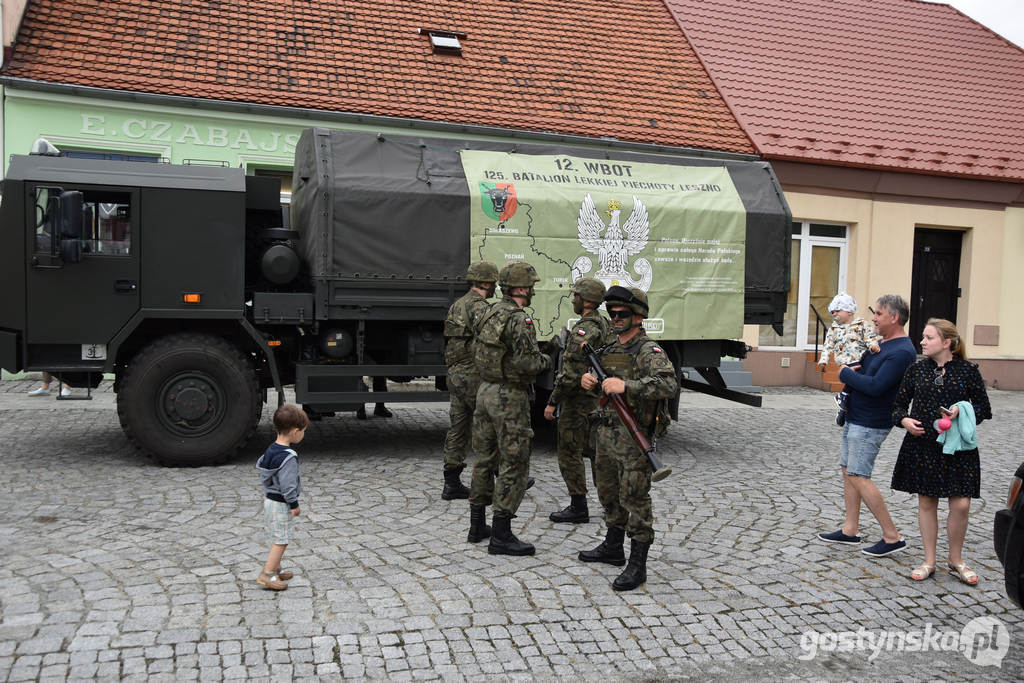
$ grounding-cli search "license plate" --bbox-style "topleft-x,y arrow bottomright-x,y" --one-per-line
82,344 -> 107,360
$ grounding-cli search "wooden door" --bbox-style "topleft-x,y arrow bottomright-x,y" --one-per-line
910,228 -> 962,351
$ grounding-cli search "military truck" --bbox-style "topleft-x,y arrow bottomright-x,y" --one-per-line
0,128 -> 790,465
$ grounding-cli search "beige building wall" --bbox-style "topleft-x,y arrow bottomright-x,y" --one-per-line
1000,207 -> 1024,358
743,187 -> 1024,388
2,0 -> 27,50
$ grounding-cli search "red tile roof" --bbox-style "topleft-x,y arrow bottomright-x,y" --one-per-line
665,0 -> 1024,182
1,0 -> 755,154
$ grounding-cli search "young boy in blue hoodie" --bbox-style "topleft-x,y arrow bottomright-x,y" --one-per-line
256,404 -> 308,591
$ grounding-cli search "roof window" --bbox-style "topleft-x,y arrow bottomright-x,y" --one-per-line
419,28 -> 465,55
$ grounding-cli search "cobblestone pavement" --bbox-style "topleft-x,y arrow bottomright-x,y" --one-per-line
1,378 -> 1022,681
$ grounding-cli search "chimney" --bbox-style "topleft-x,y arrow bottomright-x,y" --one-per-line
2,0 -> 29,66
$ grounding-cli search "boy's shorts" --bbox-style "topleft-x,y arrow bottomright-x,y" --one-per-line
839,423 -> 890,478
264,498 -> 294,545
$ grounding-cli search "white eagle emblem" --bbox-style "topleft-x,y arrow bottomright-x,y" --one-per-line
571,194 -> 653,291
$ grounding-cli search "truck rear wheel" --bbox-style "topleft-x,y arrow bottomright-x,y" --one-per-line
117,333 -> 262,466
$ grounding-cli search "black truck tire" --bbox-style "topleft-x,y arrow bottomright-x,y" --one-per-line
117,333 -> 262,466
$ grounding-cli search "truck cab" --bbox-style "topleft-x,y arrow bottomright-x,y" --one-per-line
0,153 -> 264,464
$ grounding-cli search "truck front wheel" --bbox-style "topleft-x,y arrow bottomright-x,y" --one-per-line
117,333 -> 262,466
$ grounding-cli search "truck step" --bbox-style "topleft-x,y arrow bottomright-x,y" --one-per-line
681,360 -> 761,394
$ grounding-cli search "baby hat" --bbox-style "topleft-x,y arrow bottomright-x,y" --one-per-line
828,293 -> 857,314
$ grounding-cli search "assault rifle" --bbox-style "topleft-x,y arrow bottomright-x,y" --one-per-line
581,342 -> 672,482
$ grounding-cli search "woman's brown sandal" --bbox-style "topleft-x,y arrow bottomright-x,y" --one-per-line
947,562 -> 979,585
910,564 -> 935,581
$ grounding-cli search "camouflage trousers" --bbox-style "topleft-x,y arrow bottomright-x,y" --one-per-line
442,365 -> 480,470
468,381 -> 533,515
594,422 -> 654,543
555,398 -> 598,496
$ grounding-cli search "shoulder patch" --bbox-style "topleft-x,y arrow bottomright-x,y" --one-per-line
524,318 -> 533,325
577,329 -> 587,336
652,346 -> 663,353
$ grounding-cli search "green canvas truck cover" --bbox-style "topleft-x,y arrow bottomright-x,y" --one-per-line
290,128 -> 790,339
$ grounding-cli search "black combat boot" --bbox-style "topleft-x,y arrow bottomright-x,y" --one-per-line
467,504 -> 491,543
549,494 -> 589,523
527,477 -> 535,490
577,526 -> 626,566
488,515 -> 535,556
442,465 -> 470,500
612,539 -> 651,591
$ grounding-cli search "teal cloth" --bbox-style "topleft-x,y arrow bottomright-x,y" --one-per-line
936,400 -> 977,454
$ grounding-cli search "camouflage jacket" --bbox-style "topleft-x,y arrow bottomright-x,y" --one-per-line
444,289 -> 489,369
474,297 -> 551,387
592,330 -> 677,429
549,310 -> 611,405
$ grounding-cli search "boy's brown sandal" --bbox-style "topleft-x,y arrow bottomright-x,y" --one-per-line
257,571 -> 288,591
271,567 -> 293,581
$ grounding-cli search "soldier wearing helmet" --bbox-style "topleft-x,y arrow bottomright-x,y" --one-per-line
543,277 -> 611,524
465,260 -> 500,288
466,260 -> 550,555
440,261 -> 499,500
579,285 -> 677,591
497,261 -> 541,303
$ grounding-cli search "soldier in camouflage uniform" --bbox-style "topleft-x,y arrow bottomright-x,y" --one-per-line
579,286 -> 677,590
440,261 -> 498,501
543,278 -> 610,524
466,261 -> 551,555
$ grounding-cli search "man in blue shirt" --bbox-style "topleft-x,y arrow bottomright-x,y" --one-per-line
818,294 -> 917,557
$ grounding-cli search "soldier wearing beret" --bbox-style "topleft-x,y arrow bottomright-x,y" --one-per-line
579,286 -> 677,590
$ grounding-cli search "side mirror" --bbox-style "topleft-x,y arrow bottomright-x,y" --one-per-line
57,190 -> 85,264
59,191 -> 84,238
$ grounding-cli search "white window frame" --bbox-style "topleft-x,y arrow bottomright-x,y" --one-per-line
762,220 -> 849,350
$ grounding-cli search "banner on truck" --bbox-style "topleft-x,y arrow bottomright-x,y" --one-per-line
461,151 -> 747,339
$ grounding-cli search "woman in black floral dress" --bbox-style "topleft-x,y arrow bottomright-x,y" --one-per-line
891,319 -> 991,585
